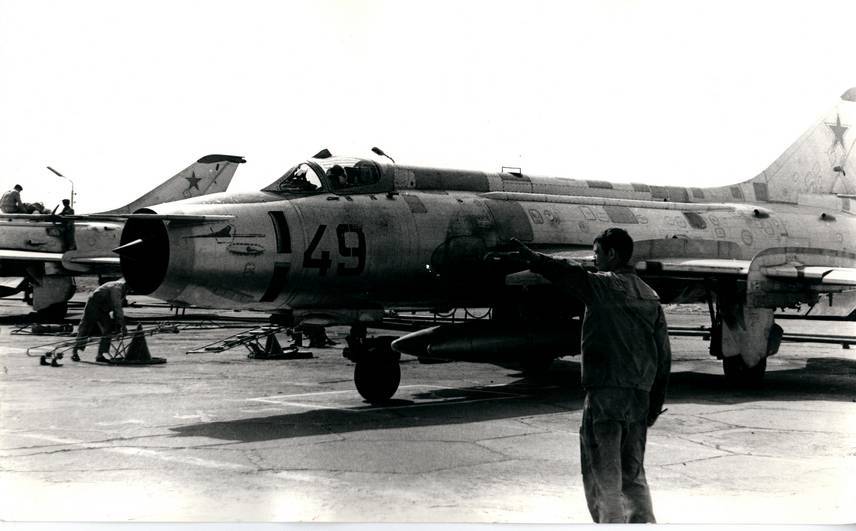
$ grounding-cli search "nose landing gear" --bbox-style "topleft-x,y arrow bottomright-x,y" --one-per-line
343,324 -> 401,403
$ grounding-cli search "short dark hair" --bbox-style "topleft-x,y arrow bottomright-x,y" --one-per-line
62,199 -> 70,205
594,228 -> 634,266
14,184 -> 22,191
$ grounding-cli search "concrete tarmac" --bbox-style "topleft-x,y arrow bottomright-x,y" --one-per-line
0,297 -> 854,524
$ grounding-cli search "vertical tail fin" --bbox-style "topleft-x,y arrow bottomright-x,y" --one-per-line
100,154 -> 246,214
745,88 -> 856,203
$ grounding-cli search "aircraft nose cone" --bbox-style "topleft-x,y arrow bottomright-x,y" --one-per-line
113,238 -> 144,255
390,326 -> 439,356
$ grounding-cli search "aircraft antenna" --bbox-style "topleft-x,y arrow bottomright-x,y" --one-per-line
371,146 -> 396,164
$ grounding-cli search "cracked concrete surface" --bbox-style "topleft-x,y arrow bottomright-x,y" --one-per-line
1,298 -> 855,523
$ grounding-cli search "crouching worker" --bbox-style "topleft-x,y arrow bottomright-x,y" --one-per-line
72,279 -> 130,362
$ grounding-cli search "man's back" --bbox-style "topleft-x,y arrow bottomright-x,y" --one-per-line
579,269 -> 668,391
527,254 -> 670,393
0,189 -> 21,213
88,281 -> 122,310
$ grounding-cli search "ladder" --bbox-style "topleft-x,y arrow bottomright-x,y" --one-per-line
186,325 -> 312,359
27,323 -> 175,366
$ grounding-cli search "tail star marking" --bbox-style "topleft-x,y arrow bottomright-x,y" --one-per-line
827,114 -> 848,150
185,171 -> 202,191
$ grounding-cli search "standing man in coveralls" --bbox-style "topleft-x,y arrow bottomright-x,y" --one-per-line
512,228 -> 671,523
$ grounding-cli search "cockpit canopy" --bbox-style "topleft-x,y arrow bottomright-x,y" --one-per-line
263,157 -> 385,195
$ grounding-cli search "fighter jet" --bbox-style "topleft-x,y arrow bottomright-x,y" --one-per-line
116,88 -> 856,401
0,154 -> 245,317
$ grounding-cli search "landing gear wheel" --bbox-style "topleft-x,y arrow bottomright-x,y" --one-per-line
723,356 -> 767,387
40,356 -> 48,366
354,361 -> 401,403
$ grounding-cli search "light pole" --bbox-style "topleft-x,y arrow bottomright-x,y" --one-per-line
46,166 -> 74,209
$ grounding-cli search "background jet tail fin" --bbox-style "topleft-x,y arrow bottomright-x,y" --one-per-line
99,154 -> 246,214
744,88 -> 856,203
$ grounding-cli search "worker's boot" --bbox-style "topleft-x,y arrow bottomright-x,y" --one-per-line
96,335 -> 111,362
71,349 -> 80,362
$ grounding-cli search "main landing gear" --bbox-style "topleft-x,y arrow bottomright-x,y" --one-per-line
722,355 -> 768,387
343,324 -> 401,403
707,289 -> 782,387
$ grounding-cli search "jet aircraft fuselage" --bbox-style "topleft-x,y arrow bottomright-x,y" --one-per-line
122,151 -> 856,311
119,88 -> 856,401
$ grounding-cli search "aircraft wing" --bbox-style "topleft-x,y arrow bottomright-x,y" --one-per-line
0,276 -> 27,297
0,213 -> 233,223
634,258 -> 749,276
505,252 -> 749,286
0,248 -> 121,273
759,265 -> 856,286
507,250 -> 856,289
637,256 -> 856,288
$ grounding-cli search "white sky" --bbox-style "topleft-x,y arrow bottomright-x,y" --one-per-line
1,0 -> 855,213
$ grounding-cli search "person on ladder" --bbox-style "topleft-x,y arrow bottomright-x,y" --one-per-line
72,279 -> 130,362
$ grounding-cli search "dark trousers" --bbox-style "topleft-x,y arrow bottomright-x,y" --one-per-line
580,387 -> 655,523
75,304 -> 113,355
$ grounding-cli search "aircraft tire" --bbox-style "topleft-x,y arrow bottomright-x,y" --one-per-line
354,361 -> 401,403
722,355 -> 767,387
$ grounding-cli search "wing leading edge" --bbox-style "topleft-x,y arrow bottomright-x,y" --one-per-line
506,246 -> 856,291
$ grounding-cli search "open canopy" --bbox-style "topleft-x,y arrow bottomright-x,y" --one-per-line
262,157 -> 383,195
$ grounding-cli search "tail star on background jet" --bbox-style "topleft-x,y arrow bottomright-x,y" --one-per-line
827,114 -> 848,150
185,171 -> 202,191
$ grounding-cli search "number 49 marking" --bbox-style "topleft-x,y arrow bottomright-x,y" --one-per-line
303,224 -> 366,276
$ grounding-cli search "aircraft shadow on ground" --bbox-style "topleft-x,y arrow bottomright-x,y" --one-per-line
169,356 -> 856,443
0,313 -> 75,325
664,356 -> 856,404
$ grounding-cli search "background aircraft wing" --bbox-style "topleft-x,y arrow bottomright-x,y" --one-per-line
0,213 -> 234,222
0,276 -> 27,297
0,248 -> 120,272
0,249 -> 64,262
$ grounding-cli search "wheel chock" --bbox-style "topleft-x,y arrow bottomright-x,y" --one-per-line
264,334 -> 284,356
125,324 -> 152,362
248,333 -> 313,360
111,324 -> 166,365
